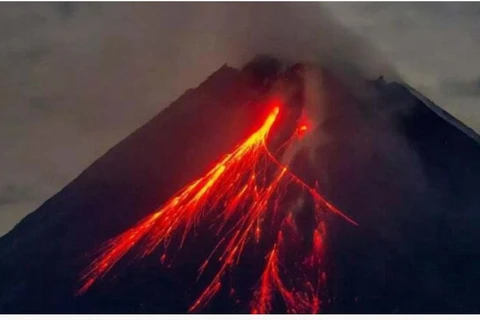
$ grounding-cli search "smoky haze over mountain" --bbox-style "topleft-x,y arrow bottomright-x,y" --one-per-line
163,2 -> 400,81
0,2 -> 406,236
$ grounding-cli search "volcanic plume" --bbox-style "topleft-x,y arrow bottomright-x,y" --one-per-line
1,59 -> 480,314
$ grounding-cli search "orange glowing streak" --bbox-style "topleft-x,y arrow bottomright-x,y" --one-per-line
251,219 -> 327,314
78,104 -> 356,313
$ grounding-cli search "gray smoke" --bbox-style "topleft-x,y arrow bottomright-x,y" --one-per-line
156,2 -> 400,84
0,2 -> 401,235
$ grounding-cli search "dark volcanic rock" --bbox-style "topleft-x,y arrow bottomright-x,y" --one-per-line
1,63 -> 480,313
0,64 -> 274,312
315,75 -> 480,313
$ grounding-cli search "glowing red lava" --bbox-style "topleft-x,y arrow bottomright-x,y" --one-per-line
78,104 -> 357,313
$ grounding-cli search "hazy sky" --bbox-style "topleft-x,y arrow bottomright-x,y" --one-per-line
1,3 -> 479,236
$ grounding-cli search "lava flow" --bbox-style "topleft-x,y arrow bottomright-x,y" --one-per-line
78,103 -> 357,313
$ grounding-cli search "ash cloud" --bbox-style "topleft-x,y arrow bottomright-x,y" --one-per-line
168,2 -> 400,83
0,2 -> 435,237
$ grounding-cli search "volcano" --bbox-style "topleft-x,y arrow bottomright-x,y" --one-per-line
1,58 -> 480,314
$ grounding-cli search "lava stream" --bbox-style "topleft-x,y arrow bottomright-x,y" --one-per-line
78,104 -> 357,313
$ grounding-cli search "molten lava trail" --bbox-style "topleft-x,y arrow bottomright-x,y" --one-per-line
78,105 -> 357,313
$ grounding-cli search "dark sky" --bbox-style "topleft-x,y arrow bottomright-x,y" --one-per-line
1,3 -> 479,236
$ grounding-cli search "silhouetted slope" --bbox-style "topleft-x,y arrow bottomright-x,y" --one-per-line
317,77 -> 480,313
1,63 -> 480,313
0,65 -> 274,312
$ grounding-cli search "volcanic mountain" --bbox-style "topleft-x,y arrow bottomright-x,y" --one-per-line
1,59 -> 480,313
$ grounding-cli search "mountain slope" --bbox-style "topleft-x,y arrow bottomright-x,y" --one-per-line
1,63 -> 480,313
0,64 -> 277,312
